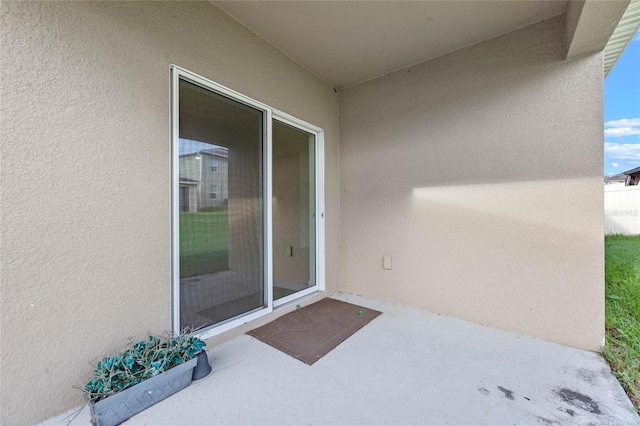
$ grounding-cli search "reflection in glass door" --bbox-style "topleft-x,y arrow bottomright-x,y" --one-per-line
177,78 -> 265,330
172,66 -> 324,337
272,120 -> 316,302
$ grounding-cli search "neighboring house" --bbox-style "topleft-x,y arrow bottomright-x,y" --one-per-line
605,174 -> 627,185
621,165 -> 640,185
1,1 -> 638,424
604,166 -> 640,186
179,148 -> 229,211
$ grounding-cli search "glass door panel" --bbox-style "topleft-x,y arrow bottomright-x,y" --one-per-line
178,78 -> 264,330
272,120 -> 316,301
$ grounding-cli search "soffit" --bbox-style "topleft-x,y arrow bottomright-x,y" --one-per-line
604,0 -> 640,76
214,1 -> 567,89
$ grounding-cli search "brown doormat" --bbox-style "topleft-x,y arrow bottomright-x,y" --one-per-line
247,298 -> 381,365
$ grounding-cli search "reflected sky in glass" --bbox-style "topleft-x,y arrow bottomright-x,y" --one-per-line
179,138 -> 218,155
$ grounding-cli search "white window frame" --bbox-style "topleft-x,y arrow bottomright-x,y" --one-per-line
209,184 -> 218,199
170,65 -> 325,339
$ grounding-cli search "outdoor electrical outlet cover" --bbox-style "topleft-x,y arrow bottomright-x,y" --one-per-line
383,256 -> 392,270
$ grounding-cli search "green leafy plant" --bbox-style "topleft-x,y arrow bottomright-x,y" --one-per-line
83,333 -> 206,403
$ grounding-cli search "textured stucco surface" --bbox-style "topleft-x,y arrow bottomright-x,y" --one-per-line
340,16 -> 604,352
0,2 -> 339,424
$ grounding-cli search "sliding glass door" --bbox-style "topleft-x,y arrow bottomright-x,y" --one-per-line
175,76 -> 268,331
272,120 -> 317,306
172,66 -> 323,337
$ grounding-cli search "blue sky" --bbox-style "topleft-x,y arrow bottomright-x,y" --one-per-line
604,30 -> 640,176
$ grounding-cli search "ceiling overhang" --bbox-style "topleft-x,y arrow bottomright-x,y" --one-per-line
214,1 -> 633,88
215,1 -> 568,89
565,0 -> 631,61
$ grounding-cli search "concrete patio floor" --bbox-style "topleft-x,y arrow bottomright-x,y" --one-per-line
42,293 -> 638,425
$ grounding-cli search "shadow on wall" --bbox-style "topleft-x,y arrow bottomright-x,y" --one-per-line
411,178 -> 600,239
340,16 -> 602,193
340,177 -> 603,349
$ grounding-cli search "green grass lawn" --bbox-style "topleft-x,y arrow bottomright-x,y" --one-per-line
604,234 -> 640,412
180,211 -> 229,278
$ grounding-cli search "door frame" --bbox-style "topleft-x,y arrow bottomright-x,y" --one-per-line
271,111 -> 325,308
170,65 -> 324,340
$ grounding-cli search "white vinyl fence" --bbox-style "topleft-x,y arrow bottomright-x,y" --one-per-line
605,185 -> 640,235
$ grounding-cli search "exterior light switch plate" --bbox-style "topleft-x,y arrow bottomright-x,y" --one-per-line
383,256 -> 392,270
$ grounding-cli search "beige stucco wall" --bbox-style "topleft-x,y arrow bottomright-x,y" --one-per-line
0,2 -> 339,424
340,16 -> 604,352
